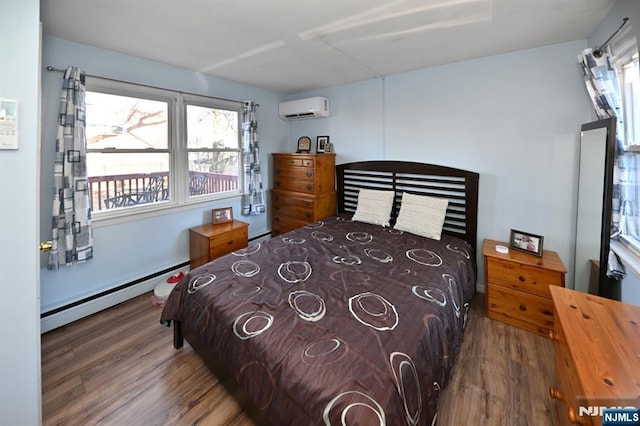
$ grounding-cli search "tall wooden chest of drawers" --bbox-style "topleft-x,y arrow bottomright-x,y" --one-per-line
271,153 -> 336,236
549,286 -> 640,426
483,239 -> 566,337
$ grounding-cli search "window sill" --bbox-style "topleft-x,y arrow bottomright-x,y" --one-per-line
610,239 -> 640,280
91,192 -> 242,228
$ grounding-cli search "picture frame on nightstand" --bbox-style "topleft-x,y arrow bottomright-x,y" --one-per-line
509,229 -> 544,256
212,207 -> 233,224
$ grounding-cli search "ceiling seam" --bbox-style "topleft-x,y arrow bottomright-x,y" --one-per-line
312,35 -> 384,78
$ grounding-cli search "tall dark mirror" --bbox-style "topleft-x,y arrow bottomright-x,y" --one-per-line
573,117 -> 616,295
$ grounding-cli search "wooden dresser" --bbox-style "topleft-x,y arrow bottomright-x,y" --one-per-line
483,239 -> 566,337
271,153 -> 336,236
189,220 -> 249,269
549,286 -> 640,426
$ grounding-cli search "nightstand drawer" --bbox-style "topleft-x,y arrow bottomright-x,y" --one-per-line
210,236 -> 247,258
487,257 -> 563,297
209,226 -> 248,250
487,284 -> 555,335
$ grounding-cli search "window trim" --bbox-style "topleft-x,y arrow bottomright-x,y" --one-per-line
84,77 -> 244,223
622,56 -> 639,149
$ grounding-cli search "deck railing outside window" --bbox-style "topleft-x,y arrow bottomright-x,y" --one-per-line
88,172 -> 238,212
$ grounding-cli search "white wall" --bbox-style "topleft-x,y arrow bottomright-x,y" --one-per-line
0,2 -> 42,424
39,36 -> 289,314
290,40 -> 593,289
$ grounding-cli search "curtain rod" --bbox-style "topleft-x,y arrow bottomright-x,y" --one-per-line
45,65 -> 247,105
593,17 -> 629,58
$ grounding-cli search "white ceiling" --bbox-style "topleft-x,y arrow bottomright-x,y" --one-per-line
40,0 -> 615,94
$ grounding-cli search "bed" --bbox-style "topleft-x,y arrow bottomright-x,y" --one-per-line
161,160 -> 479,425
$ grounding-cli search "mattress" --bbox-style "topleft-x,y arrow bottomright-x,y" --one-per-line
161,214 -> 476,425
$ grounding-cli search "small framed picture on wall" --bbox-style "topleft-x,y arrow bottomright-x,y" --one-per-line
317,136 -> 329,153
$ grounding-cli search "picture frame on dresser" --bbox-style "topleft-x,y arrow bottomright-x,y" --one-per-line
296,136 -> 311,153
212,207 -> 233,224
316,135 -> 329,153
509,229 -> 544,256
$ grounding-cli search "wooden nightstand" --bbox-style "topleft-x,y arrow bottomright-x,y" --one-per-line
483,239 -> 566,337
189,220 -> 249,269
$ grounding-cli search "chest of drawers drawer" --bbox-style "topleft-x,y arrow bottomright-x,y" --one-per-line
486,284 -> 555,336
273,193 -> 314,221
551,317 -> 581,424
275,158 -> 314,168
274,165 -> 315,181
273,179 -> 315,194
272,214 -> 309,235
486,257 -> 563,297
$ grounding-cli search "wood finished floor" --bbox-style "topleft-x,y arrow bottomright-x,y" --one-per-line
41,292 -> 558,425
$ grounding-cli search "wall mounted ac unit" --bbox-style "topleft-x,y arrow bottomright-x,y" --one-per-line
278,96 -> 330,120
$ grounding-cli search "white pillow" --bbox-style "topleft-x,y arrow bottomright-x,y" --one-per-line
394,192 -> 448,240
351,189 -> 395,227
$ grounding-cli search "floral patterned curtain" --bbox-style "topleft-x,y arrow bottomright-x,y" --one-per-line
49,66 -> 94,269
241,100 -> 266,216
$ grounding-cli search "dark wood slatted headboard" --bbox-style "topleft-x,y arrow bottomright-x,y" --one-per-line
336,161 -> 479,252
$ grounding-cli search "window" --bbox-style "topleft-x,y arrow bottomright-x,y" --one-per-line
622,55 -> 639,146
609,26 -> 640,253
84,78 -> 242,217
184,97 -> 241,199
